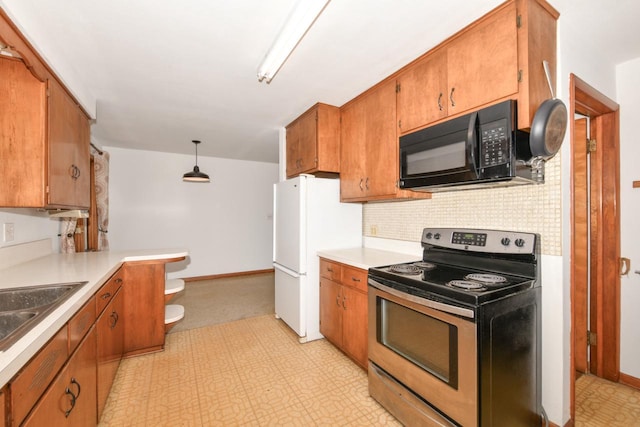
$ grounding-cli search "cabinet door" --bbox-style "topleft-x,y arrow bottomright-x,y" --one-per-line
319,278 -> 343,348
296,108 -> 318,174
446,2 -> 518,115
397,49 -> 448,133
341,287 -> 368,369
47,78 -> 90,208
363,80 -> 399,198
97,289 -> 124,418
0,57 -> 47,207
23,328 -> 97,427
285,120 -> 301,177
340,97 -> 368,200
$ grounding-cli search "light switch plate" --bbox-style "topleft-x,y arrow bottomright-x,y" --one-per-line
3,223 -> 15,242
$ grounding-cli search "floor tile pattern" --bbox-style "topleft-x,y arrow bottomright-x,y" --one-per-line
99,315 -> 401,426
575,374 -> 640,426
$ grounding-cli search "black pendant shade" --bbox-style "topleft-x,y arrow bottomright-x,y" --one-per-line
183,140 -> 210,182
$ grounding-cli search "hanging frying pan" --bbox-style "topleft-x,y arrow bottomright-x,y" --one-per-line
529,60 -> 567,159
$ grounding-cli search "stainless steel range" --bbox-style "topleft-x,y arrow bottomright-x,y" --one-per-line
368,228 -> 541,427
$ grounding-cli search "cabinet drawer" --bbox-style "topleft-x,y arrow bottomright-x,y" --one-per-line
10,328 -> 68,426
22,327 -> 97,427
68,298 -> 96,354
341,266 -> 368,292
96,269 -> 124,315
320,259 -> 341,281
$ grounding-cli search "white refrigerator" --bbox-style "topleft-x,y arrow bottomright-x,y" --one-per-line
273,175 -> 362,342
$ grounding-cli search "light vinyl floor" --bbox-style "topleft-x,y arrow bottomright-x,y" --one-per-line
99,315 -> 400,426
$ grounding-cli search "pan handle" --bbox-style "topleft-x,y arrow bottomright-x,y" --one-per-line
543,60 -> 555,98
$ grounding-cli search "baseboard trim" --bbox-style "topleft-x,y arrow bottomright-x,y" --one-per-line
619,372 -> 640,390
183,268 -> 274,282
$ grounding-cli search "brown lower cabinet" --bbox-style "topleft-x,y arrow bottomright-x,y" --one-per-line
319,258 -> 368,369
22,328 -> 97,426
4,257 -> 184,425
96,287 -> 124,418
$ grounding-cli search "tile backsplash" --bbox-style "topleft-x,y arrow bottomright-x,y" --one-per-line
363,154 -> 562,256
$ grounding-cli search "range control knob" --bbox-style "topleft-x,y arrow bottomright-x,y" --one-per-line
515,238 -> 526,248
501,237 -> 511,246
434,233 -> 441,240
425,232 -> 433,239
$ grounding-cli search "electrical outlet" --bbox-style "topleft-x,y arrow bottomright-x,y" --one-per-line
370,225 -> 378,236
3,223 -> 15,242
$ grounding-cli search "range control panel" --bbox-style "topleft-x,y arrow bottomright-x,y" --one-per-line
422,228 -> 537,254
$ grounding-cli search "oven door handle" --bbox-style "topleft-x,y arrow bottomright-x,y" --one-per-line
368,278 -> 475,319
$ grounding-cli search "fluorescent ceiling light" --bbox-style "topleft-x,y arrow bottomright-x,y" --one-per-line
257,0 -> 330,83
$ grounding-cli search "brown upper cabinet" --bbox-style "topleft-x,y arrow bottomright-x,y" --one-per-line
341,81 -> 430,202
286,103 -> 340,178
0,10 -> 91,209
338,0 -> 557,202
397,0 -> 558,135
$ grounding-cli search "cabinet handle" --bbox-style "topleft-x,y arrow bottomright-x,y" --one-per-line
336,295 -> 341,307
64,387 -> 77,417
68,165 -> 78,180
449,88 -> 456,107
438,93 -> 443,111
110,311 -> 119,329
359,179 -> 364,191
327,267 -> 333,272
101,292 -> 112,300
365,177 -> 369,190
70,377 -> 81,398
342,295 -> 347,310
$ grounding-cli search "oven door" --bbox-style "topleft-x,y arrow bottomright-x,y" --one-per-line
368,279 -> 478,427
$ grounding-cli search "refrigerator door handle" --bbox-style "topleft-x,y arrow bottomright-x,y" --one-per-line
273,263 -> 302,278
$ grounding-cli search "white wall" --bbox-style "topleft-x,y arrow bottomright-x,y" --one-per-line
106,147 -> 278,279
617,56 -> 640,379
0,209 -> 59,252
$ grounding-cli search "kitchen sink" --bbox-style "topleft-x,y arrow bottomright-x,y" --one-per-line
0,282 -> 86,351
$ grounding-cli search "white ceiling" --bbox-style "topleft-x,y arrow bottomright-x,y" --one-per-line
2,0 -> 639,164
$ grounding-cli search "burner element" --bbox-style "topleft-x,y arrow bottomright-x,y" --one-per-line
464,273 -> 507,284
388,264 -> 422,275
414,262 -> 436,270
447,280 -> 485,290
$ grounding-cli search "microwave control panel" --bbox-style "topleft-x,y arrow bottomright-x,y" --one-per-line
479,119 -> 510,169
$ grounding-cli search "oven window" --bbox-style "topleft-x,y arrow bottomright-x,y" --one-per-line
378,298 -> 458,388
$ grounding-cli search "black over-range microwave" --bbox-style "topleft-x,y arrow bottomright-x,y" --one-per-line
399,100 -> 544,192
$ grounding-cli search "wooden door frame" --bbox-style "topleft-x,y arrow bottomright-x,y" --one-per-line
570,74 -> 620,421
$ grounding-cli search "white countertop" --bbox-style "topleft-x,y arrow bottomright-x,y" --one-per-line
317,247 -> 420,270
0,248 -> 188,387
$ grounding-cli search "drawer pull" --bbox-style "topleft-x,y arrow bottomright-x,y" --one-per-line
115,278 -> 123,284
110,311 -> 119,329
352,277 -> 361,282
327,267 -> 333,272
70,377 -> 81,398
100,292 -> 112,300
64,387 -> 77,417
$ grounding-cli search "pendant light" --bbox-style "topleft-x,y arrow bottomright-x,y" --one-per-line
183,140 -> 210,182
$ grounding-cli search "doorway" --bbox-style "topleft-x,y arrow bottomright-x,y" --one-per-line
570,74 -> 620,420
